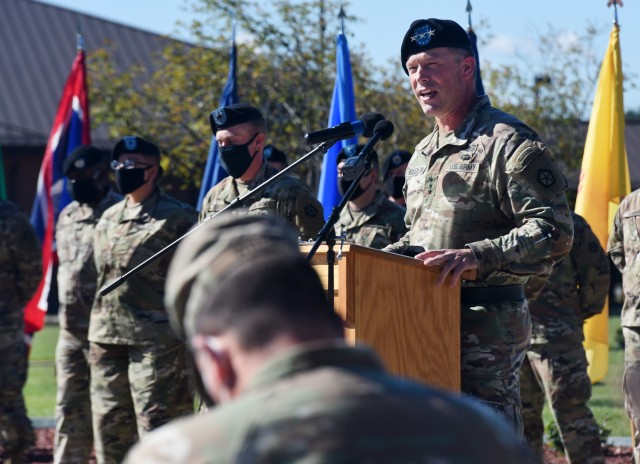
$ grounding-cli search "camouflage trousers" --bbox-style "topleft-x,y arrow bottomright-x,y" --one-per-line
89,341 -> 193,464
521,345 -> 604,464
623,327 -> 640,464
461,298 -> 531,437
0,339 -> 34,461
54,328 -> 93,464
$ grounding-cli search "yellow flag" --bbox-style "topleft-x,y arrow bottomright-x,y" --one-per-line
575,24 -> 630,383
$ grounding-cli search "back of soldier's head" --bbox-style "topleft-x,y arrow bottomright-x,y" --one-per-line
166,212 -> 342,349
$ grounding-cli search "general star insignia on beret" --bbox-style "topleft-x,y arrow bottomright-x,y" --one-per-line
411,25 -> 436,46
124,136 -> 137,151
213,108 -> 227,126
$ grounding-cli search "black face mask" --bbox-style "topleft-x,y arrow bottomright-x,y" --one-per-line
338,177 -> 368,201
115,168 -> 148,195
385,176 -> 405,199
219,133 -> 259,179
68,175 -> 102,204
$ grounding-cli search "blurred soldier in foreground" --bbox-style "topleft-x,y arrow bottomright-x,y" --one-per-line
89,136 -> 197,464
199,103 -> 323,240
54,145 -> 122,464
124,213 -> 536,464
0,200 -> 40,464
521,211 -> 609,463
381,149 -> 411,207
385,18 -> 573,434
608,189 -> 640,464
335,145 -> 407,249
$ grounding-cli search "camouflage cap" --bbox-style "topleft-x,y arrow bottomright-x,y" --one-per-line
165,212 -> 301,340
209,103 -> 265,134
112,135 -> 161,160
401,19 -> 472,75
63,145 -> 104,175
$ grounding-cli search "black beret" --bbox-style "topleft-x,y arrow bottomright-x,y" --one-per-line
209,103 -> 264,134
401,19 -> 472,75
263,145 -> 288,165
112,136 -> 160,160
382,150 -> 412,179
63,145 -> 104,175
337,144 -> 379,170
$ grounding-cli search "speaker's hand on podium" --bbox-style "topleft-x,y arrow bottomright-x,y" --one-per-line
415,248 -> 478,288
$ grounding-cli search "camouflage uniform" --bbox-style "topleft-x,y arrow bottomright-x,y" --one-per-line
124,341 -> 537,464
608,189 -> 640,464
89,189 -> 196,464
54,189 -> 121,464
199,161 -> 323,241
385,95 -> 574,434
0,200 -> 40,463
336,189 -> 407,250
521,211 -> 608,463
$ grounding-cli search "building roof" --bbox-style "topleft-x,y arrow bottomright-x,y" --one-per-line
0,0 -> 177,146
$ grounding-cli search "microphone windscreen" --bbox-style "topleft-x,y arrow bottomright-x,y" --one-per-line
359,112 -> 385,137
374,120 -> 395,140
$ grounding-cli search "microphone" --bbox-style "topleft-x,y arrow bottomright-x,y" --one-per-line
304,112 -> 384,145
341,120 -> 395,180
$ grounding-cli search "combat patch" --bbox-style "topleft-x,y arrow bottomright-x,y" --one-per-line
506,139 -> 567,201
445,162 -> 479,173
407,166 -> 426,177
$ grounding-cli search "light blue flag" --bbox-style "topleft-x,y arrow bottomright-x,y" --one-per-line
317,32 -> 357,220
197,25 -> 238,210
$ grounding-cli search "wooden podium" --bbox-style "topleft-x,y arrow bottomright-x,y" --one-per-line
300,243 -> 469,392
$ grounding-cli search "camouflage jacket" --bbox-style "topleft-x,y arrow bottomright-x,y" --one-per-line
385,96 -> 573,288
609,189 -> 640,327
124,341 -> 536,464
527,212 -> 609,346
56,189 -> 122,331
0,200 -> 40,347
336,189 -> 407,250
199,161 -> 323,241
89,189 -> 197,345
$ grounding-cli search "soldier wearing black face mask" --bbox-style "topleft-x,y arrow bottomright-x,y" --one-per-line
54,145 -> 122,463
381,150 -> 411,208
199,103 -> 324,241
334,145 -> 407,250
88,136 -> 197,464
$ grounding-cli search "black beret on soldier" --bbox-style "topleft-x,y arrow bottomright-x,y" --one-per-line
209,103 -> 265,134
63,145 -> 104,175
336,144 -> 379,170
112,136 -> 160,160
400,18 -> 472,75
263,145 -> 288,165
382,150 -> 411,180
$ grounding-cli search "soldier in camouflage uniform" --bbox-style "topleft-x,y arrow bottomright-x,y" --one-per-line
199,103 -> 323,241
123,212 -> 537,464
335,145 -> 407,249
384,18 -> 573,435
54,145 -> 122,464
608,188 -> 640,464
89,136 -> 197,464
521,211 -> 609,463
0,200 -> 40,464
382,149 -> 411,208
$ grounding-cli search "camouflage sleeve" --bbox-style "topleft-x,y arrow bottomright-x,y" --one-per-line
292,190 -> 324,242
607,204 -> 626,272
466,137 -> 574,280
9,210 -> 41,305
572,214 -> 610,319
382,209 -> 412,253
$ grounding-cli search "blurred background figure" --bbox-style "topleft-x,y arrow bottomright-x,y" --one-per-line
263,144 -> 288,172
381,149 -> 411,207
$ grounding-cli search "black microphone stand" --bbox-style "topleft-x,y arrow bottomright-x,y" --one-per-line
304,131 -> 387,309
99,140 -> 335,296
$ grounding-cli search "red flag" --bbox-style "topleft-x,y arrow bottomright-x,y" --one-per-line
25,49 -> 91,334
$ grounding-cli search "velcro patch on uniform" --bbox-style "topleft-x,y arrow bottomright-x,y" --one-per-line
445,162 -> 479,173
407,166 -> 426,177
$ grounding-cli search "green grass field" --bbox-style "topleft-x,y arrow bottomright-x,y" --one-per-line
25,316 -> 629,436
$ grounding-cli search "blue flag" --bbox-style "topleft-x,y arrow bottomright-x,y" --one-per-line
197,30 -> 238,210
317,32 -> 357,221
466,26 -> 485,96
